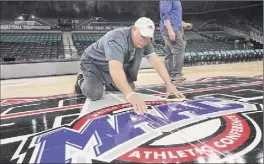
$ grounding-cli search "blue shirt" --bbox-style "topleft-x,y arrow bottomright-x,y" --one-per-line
159,0 -> 182,35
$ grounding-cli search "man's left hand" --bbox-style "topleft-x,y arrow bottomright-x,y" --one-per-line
183,22 -> 193,30
165,83 -> 185,99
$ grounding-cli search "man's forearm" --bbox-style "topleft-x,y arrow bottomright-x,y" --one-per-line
164,19 -> 174,32
148,55 -> 171,84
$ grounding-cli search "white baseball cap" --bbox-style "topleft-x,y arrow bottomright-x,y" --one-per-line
134,17 -> 155,38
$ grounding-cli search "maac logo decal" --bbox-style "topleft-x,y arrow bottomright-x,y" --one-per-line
11,98 -> 261,163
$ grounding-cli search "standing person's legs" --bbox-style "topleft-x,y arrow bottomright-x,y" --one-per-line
173,31 -> 186,78
163,31 -> 186,81
163,43 -> 174,75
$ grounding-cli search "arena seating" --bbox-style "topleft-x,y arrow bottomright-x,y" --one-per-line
186,39 -> 233,52
1,32 -> 64,62
71,30 -> 263,66
182,27 -> 263,66
184,31 -> 208,40
1,28 -> 262,65
72,33 -> 103,57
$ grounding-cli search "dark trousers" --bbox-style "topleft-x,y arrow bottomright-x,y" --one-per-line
79,56 -> 135,101
163,29 -> 186,75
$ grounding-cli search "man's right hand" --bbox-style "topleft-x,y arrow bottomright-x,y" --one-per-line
168,29 -> 176,41
126,93 -> 148,114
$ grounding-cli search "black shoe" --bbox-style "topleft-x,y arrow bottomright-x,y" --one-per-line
74,73 -> 84,95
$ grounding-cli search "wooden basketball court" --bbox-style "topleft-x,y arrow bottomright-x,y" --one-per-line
1,61 -> 262,99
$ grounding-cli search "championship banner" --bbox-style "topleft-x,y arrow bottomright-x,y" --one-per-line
78,24 -> 160,31
14,21 -> 36,26
80,25 -> 129,31
0,25 -> 51,30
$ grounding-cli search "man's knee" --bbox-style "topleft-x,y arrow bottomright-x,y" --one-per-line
81,84 -> 103,101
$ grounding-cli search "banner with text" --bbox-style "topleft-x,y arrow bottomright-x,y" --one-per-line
0,25 -> 51,30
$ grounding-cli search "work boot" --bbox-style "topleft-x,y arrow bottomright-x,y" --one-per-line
74,73 -> 84,95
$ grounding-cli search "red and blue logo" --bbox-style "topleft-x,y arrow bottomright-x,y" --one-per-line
11,98 -> 261,163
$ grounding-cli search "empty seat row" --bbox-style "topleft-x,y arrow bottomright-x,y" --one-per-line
1,32 -> 64,62
184,49 -> 263,66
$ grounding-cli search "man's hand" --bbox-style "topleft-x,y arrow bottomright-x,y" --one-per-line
126,92 -> 148,114
183,22 -> 193,30
164,19 -> 176,41
165,83 -> 185,99
168,29 -> 176,41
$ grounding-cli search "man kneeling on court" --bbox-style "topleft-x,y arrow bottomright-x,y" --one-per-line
75,17 -> 185,114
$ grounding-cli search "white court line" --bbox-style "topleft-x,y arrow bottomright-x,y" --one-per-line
1,82 -> 29,88
1,103 -> 40,116
58,100 -> 64,107
238,96 -> 263,102
0,122 -> 15,127
1,134 -> 32,145
145,88 -> 164,94
194,93 -> 244,99
233,89 -> 263,93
